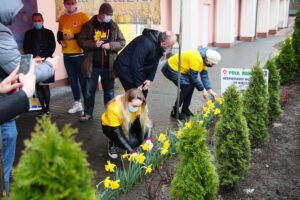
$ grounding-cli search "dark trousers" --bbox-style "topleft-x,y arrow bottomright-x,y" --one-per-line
161,63 -> 194,112
102,120 -> 143,150
36,84 -> 50,112
84,67 -> 114,115
118,77 -> 148,98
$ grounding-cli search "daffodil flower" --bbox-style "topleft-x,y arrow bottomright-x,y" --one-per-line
202,106 -> 210,113
102,177 -> 111,188
207,100 -> 215,109
198,120 -> 204,125
134,153 -> 146,164
144,164 -> 153,175
122,152 -> 129,160
160,148 -> 168,155
184,121 -> 192,129
140,143 -> 151,151
157,133 -> 167,143
216,97 -> 223,105
203,112 -> 209,119
163,140 -> 170,149
105,160 -> 116,173
177,129 -> 184,138
214,108 -> 221,115
109,180 -> 120,190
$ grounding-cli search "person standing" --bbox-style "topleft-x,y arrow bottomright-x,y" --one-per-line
78,2 -> 125,122
114,29 -> 176,97
161,48 -> 221,119
23,12 -> 56,115
57,0 -> 89,114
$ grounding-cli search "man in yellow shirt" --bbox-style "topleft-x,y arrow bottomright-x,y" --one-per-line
57,0 -> 89,114
161,48 -> 221,119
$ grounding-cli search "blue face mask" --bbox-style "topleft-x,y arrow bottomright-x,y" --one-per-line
33,22 -> 43,30
103,15 -> 112,23
128,106 -> 138,113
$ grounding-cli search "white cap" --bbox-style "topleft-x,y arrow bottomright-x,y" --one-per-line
206,49 -> 221,64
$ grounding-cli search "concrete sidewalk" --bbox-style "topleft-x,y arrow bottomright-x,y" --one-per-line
15,31 -> 288,182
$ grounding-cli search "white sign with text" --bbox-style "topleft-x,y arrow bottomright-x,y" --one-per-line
221,68 -> 269,94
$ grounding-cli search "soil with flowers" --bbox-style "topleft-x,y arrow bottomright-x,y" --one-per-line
120,80 -> 300,200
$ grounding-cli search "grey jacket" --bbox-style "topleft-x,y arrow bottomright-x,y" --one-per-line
0,23 -> 54,83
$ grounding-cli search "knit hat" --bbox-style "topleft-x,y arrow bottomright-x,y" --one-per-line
206,49 -> 221,64
99,3 -> 113,15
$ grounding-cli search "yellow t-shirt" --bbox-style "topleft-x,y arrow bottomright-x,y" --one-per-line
101,98 -> 141,127
58,12 -> 89,54
168,50 -> 207,74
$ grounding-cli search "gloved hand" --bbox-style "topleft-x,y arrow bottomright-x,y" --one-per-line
144,139 -> 154,151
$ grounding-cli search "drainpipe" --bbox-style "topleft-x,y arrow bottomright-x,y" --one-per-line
254,0 -> 259,39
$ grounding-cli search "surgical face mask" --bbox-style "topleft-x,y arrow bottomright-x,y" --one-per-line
33,22 -> 43,30
65,5 -> 77,13
0,0 -> 24,26
163,47 -> 171,52
128,106 -> 138,113
103,15 -> 112,23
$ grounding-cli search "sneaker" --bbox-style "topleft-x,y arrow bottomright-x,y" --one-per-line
108,141 -> 118,159
79,114 -> 93,122
68,101 -> 83,114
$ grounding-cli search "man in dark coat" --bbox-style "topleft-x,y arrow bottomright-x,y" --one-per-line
114,29 -> 176,97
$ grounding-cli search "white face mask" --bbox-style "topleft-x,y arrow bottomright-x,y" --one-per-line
103,15 -> 112,23
65,5 -> 76,13
128,106 -> 138,113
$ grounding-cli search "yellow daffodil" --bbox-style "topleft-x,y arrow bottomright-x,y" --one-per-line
105,161 -> 116,173
198,120 -> 204,126
214,108 -> 221,116
145,164 -> 153,175
203,112 -> 209,119
202,106 -> 210,113
102,177 -> 111,188
122,152 -> 129,160
135,153 -> 146,164
160,148 -> 168,155
93,30 -> 102,41
207,100 -> 215,109
110,179 -> 120,190
140,143 -> 151,151
177,129 -> 184,138
184,121 -> 192,129
157,133 -> 167,143
216,97 -> 223,105
163,140 -> 170,149
100,32 -> 107,39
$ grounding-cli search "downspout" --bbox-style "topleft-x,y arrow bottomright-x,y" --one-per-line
254,0 -> 259,39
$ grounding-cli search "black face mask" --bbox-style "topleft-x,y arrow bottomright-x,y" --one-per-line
0,0 -> 23,26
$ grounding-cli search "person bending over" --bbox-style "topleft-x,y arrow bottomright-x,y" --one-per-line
101,88 -> 153,159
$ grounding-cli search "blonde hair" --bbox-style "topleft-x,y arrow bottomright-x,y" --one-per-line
106,89 -> 152,138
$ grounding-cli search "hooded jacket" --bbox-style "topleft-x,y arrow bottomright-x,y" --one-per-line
114,28 -> 164,87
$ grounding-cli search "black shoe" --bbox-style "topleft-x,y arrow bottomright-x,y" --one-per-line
108,141 -> 118,159
80,114 -> 93,122
171,108 -> 183,120
181,109 -> 194,117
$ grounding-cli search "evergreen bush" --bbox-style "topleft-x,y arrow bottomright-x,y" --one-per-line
265,58 -> 282,123
10,117 -> 97,200
170,121 -> 219,200
275,36 -> 297,85
215,85 -> 251,189
243,62 -> 269,148
292,9 -> 300,69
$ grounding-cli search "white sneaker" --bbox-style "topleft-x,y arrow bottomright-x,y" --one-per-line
68,101 -> 83,114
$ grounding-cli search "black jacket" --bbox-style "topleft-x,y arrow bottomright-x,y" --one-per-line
23,27 -> 55,58
0,90 -> 29,124
114,29 -> 164,87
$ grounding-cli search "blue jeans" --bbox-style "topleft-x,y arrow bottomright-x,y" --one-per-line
63,55 -> 86,102
1,120 -> 18,195
84,67 -> 115,115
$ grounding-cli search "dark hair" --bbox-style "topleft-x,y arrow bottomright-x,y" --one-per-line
126,88 -> 146,104
64,0 -> 76,4
161,31 -> 176,43
32,13 -> 43,21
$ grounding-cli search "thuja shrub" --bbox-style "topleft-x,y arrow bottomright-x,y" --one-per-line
170,121 -> 219,200
243,62 -> 269,148
11,117 -> 97,200
275,36 -> 297,85
265,58 -> 282,123
292,9 -> 300,68
215,85 -> 250,189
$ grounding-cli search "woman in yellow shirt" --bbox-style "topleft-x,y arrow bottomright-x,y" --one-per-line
101,88 -> 153,159
161,48 -> 221,119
